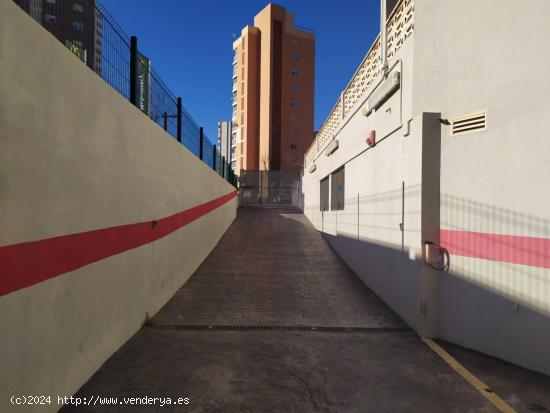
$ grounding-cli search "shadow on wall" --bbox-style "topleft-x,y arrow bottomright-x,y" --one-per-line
303,186 -> 550,318
322,229 -> 550,375
442,193 -> 550,237
268,186 -> 550,373
304,183 -> 550,374
440,193 -> 550,317
438,267 -> 550,376
322,231 -> 422,331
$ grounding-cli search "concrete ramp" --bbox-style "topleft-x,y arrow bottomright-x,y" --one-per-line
63,207 -> 542,412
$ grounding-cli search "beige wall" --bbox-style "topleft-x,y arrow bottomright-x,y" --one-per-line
0,2 -> 236,411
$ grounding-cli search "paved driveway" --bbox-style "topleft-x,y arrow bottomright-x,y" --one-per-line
65,206 -> 523,412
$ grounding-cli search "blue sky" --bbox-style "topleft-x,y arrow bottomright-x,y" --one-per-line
101,0 -> 381,141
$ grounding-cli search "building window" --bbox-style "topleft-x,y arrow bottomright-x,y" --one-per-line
45,14 -> 56,24
73,21 -> 84,31
331,167 -> 345,210
73,3 -> 84,12
290,128 -> 298,136
72,40 -> 83,47
291,99 -> 299,107
292,84 -> 300,92
292,53 -> 300,62
290,144 -> 298,150
45,0 -> 56,4
291,69 -> 300,76
320,177 -> 329,211
290,114 -> 298,121
291,39 -> 300,46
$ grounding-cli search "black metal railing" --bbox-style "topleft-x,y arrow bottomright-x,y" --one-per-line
13,0 -> 237,187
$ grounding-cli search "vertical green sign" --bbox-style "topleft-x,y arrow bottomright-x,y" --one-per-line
65,40 -> 87,64
136,53 -> 150,115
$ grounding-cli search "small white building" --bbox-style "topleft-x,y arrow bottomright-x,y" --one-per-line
302,0 -> 550,375
217,120 -> 237,172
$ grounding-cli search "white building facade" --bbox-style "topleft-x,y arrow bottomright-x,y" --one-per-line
217,120 -> 237,172
302,0 -> 550,375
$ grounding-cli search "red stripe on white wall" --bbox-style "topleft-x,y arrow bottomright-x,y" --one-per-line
0,190 -> 236,297
440,229 -> 550,269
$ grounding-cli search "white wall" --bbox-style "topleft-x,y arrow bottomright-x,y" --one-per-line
0,3 -> 237,411
302,38 -> 429,330
413,0 -> 550,374
302,0 -> 550,375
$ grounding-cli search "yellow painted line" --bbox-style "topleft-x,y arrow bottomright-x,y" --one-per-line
422,338 -> 517,413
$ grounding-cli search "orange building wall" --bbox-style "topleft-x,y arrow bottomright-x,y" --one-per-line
234,3 -> 315,173
234,26 -> 261,172
281,28 -> 315,171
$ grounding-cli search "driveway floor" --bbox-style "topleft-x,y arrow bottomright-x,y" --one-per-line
65,206 -> 550,412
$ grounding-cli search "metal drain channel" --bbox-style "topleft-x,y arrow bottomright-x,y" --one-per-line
147,324 -> 412,334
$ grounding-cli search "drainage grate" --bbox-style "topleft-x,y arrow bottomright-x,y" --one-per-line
451,110 -> 487,136
146,324 -> 412,334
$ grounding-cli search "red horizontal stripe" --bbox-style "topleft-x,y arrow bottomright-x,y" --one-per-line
0,190 -> 236,297
440,229 -> 550,269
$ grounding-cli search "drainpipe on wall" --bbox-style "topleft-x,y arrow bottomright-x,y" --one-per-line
380,0 -> 389,77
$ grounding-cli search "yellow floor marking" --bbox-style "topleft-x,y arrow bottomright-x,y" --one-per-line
422,338 -> 517,413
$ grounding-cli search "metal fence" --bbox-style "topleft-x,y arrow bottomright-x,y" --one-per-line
13,0 -> 237,187
239,170 -> 303,208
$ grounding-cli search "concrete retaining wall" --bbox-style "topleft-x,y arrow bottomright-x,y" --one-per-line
0,2 -> 236,410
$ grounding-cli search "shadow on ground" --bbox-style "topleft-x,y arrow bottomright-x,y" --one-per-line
64,206 -> 549,413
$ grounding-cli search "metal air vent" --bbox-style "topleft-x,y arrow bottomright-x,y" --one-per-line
451,111 -> 487,136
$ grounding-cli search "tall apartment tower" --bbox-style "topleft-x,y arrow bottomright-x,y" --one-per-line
16,0 -> 103,73
232,3 -> 315,173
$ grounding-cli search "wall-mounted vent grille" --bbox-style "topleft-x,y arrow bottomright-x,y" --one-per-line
451,111 -> 487,136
